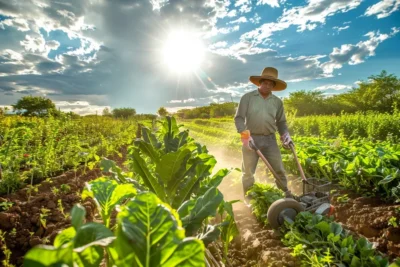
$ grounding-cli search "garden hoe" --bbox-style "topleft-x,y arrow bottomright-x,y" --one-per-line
249,139 -> 334,229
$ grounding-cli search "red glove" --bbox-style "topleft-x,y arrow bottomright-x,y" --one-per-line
240,130 -> 253,150
280,132 -> 293,150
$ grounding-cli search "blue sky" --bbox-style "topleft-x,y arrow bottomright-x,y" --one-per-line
0,0 -> 399,115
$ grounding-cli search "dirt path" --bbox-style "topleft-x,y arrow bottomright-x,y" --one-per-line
206,145 -> 300,267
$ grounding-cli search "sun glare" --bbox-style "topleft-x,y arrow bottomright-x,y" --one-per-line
162,31 -> 204,73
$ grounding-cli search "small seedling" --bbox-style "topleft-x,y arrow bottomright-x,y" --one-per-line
336,194 -> 349,203
60,184 -> 71,194
39,207 -> 51,229
388,216 -> 398,228
0,201 -> 13,211
51,186 -> 60,195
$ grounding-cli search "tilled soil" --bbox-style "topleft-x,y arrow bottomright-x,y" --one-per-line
332,193 -> 400,260
0,168 -> 100,266
227,203 -> 300,267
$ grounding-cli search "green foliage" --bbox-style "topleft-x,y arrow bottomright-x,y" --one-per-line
175,102 -> 237,119
112,107 -> 136,118
157,107 -> 168,117
129,116 -> 230,209
0,116 -> 140,194
24,204 -> 114,267
284,70 -> 400,116
246,183 -> 284,225
113,192 -> 205,267
12,96 -> 57,117
282,212 -> 391,267
24,193 -> 206,267
82,177 -> 136,228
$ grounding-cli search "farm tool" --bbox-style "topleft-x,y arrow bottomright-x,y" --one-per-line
249,139 -> 334,229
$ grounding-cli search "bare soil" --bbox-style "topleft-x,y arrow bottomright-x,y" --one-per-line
332,193 -> 400,260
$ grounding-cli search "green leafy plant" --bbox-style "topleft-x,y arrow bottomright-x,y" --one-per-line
113,192 -> 205,266
82,177 -> 136,228
130,116 -> 230,209
246,182 -> 284,225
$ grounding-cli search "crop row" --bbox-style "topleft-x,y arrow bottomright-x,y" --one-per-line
0,115 -> 138,195
180,110 -> 400,141
181,119 -> 400,202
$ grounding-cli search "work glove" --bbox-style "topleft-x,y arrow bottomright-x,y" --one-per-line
240,130 -> 253,151
280,132 -> 294,150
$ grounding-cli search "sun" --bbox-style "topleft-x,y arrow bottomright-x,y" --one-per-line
162,31 -> 205,73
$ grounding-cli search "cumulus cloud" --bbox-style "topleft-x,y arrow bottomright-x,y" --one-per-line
241,0 -> 362,45
364,0 -> 400,19
257,0 -> 280,8
228,16 -> 248,24
321,28 -> 399,75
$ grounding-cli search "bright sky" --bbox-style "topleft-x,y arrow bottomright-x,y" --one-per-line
0,0 -> 399,115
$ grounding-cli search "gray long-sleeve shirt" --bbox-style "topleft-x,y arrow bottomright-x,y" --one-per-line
234,90 -> 288,136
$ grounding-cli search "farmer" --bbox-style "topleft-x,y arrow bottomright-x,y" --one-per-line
234,67 -> 293,203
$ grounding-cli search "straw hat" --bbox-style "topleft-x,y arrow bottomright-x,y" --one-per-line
249,67 -> 287,91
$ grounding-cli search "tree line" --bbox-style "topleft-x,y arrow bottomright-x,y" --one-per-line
173,70 -> 400,118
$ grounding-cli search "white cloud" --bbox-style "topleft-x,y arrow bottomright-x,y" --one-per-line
364,0 -> 400,19
333,25 -> 350,33
210,41 -> 276,62
0,18 -> 30,31
19,34 -> 61,57
257,0 -> 280,8
241,0 -> 362,46
235,0 -> 252,13
226,10 -> 237,17
228,16 -> 248,24
209,41 -> 228,49
314,84 -> 352,91
249,13 -> 261,24
54,100 -> 110,115
321,28 -> 399,75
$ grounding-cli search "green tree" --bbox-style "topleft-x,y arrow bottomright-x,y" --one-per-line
157,107 -> 168,117
102,107 -> 112,116
112,108 -> 136,118
284,90 -> 324,116
12,96 -> 57,117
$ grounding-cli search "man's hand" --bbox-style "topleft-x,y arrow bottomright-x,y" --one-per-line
240,130 -> 253,150
280,132 -> 294,149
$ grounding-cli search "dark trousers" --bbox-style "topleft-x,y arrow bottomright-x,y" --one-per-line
241,134 -> 288,195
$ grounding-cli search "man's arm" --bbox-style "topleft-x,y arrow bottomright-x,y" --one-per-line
276,100 -> 288,136
234,94 -> 248,133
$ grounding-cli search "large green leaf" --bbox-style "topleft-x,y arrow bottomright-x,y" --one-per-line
54,227 -> 76,248
82,178 -> 136,227
135,140 -> 161,165
113,192 -> 205,267
73,223 -> 115,267
157,148 -> 191,186
71,204 -> 86,230
181,187 -> 223,236
141,127 -> 162,150
24,245 -> 73,267
130,149 -> 166,200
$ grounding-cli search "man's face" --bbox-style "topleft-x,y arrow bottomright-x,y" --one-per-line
259,79 -> 275,95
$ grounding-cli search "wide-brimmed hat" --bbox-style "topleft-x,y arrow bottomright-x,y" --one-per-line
249,67 -> 287,91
